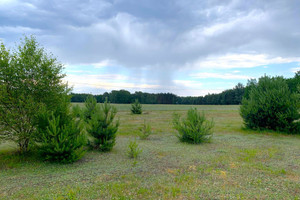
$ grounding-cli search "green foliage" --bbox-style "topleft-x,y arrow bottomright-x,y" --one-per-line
72,104 -> 83,118
286,71 -> 300,93
109,89 -> 132,103
240,76 -> 300,133
127,140 -> 142,159
173,108 -> 214,144
35,94 -> 73,141
0,92 -> 39,153
138,120 -> 152,140
131,99 -> 142,114
38,113 -> 86,163
0,36 -> 69,153
83,95 -> 98,121
87,99 -> 119,151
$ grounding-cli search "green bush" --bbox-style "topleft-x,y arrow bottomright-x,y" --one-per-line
240,76 -> 300,133
138,120 -> 152,140
173,108 -> 214,144
131,99 -> 142,114
38,113 -> 87,163
87,99 -> 119,151
127,140 -> 142,159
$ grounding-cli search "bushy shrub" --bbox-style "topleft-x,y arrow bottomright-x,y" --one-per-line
173,108 -> 214,144
138,120 -> 152,140
38,113 -> 87,163
87,99 -> 119,151
131,99 -> 142,114
240,76 -> 300,133
127,140 -> 142,159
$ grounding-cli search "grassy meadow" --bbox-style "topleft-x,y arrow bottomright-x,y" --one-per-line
0,104 -> 300,199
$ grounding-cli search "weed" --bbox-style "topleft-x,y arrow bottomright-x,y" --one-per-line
138,120 -> 152,140
127,140 -> 142,159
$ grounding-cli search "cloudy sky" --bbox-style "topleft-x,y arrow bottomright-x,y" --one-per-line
1,0 -> 300,96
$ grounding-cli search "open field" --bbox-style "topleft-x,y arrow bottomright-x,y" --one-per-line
1,104 -> 300,199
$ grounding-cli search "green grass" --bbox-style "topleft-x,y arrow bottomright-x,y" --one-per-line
1,104 -> 300,199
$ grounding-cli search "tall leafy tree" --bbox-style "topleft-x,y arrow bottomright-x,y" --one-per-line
0,36 -> 70,152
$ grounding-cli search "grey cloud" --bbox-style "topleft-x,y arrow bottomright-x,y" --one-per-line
1,0 -> 300,82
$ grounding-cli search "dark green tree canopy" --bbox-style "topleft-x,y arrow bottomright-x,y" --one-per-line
240,75 -> 299,133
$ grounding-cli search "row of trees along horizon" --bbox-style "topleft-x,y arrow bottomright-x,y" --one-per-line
71,73 -> 299,105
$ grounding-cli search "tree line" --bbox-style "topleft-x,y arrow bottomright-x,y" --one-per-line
71,83 -> 245,105
71,73 -> 299,105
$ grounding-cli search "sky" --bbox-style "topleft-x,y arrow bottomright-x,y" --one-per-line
0,0 -> 300,96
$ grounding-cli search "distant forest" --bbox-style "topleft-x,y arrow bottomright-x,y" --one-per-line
71,73 -> 299,105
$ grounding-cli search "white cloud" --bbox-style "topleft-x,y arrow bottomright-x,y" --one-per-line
173,80 -> 203,88
175,89 -> 225,97
187,54 -> 300,69
0,26 -> 41,34
191,72 -> 252,80
92,59 -> 116,68
291,67 -> 300,73
0,0 -> 18,6
64,74 -> 159,91
202,10 -> 267,37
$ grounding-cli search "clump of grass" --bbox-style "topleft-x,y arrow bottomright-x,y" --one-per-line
0,150 -> 39,169
138,120 -> 153,140
127,140 -> 142,159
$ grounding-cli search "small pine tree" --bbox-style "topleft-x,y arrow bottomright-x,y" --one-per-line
131,99 -> 142,114
38,113 -> 87,163
87,99 -> 119,151
173,108 -> 214,144
138,120 -> 152,140
83,95 -> 98,122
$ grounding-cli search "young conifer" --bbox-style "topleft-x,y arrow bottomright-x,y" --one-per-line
131,99 -> 142,114
87,99 -> 119,151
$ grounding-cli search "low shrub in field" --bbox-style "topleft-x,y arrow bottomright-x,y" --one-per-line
87,99 -> 119,151
38,113 -> 87,163
131,99 -> 142,114
173,108 -> 214,144
240,76 -> 300,133
127,140 -> 142,159
138,120 -> 152,140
